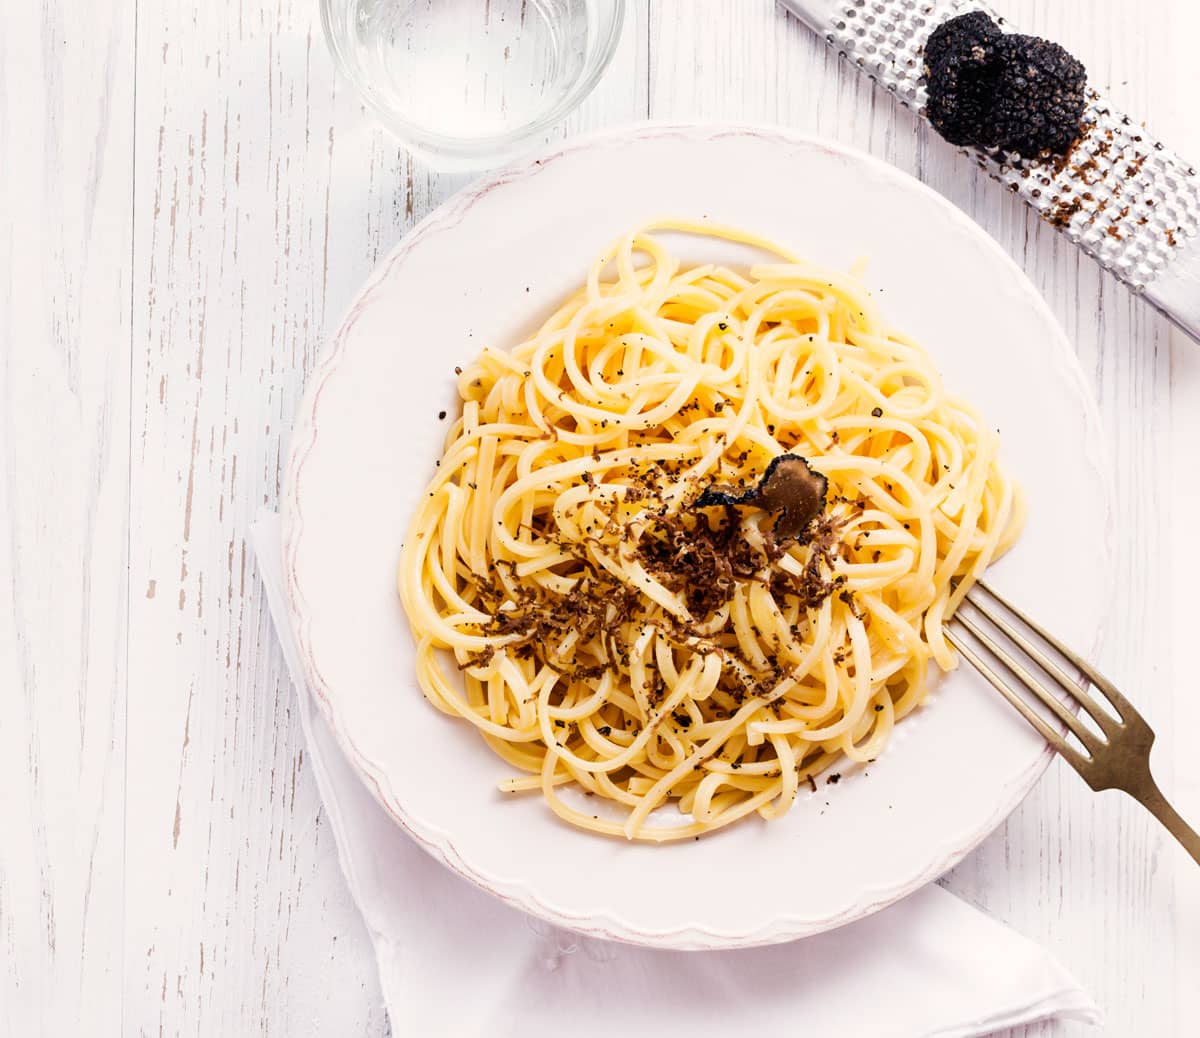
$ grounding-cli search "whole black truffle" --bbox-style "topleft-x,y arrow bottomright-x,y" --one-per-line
923,12 -> 1087,158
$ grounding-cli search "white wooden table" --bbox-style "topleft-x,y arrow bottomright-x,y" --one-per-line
4,1 -> 1199,1033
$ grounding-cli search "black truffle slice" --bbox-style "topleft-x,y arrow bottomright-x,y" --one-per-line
695,454 -> 828,539
923,12 -> 1087,157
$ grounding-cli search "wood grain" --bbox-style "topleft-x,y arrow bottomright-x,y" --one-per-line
3,0 -> 1197,1033
0,0 -> 134,1032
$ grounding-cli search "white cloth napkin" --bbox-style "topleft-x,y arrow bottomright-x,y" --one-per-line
252,512 -> 1100,1038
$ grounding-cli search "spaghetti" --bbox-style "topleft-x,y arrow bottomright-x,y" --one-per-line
399,221 -> 1024,841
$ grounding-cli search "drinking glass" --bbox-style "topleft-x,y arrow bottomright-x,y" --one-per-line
321,0 -> 626,169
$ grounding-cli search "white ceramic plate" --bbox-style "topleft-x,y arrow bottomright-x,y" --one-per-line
283,124 -> 1112,949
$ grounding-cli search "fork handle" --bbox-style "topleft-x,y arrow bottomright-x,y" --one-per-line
1132,781 -> 1200,866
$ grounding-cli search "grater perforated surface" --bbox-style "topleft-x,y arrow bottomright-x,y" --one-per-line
821,0 -> 1200,290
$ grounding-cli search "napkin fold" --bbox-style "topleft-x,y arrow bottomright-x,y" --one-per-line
253,512 -> 1100,1038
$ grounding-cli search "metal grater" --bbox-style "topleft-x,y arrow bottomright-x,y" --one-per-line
778,0 -> 1200,343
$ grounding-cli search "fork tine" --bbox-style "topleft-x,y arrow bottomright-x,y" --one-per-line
974,580 -> 1137,722
961,590 -> 1117,736
951,610 -> 1100,751
944,627 -> 1090,773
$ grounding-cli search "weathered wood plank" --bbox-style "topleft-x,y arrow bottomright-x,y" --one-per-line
0,0 -> 135,1031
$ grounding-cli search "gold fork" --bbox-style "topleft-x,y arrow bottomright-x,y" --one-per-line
945,580 -> 1200,866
